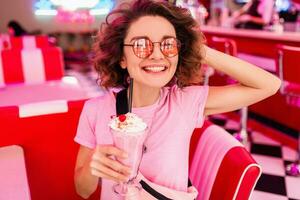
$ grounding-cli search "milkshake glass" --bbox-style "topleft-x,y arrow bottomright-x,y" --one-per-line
109,113 -> 147,196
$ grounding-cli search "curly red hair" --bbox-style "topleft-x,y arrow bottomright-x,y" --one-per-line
93,0 -> 205,88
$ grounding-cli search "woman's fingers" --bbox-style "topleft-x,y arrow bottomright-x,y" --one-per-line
97,145 -> 128,159
100,155 -> 131,175
90,169 -> 122,183
90,162 -> 129,182
91,153 -> 131,176
90,145 -> 132,183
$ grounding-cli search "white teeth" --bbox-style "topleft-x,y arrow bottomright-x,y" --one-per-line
143,66 -> 166,72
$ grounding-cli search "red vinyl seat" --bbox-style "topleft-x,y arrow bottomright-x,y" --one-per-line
189,121 -> 261,200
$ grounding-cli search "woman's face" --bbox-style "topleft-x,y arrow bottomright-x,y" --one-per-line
121,15 -> 179,89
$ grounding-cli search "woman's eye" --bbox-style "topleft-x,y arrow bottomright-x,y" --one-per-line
164,43 -> 173,48
136,44 -> 146,48
135,42 -> 148,48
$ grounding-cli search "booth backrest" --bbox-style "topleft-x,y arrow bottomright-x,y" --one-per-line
189,122 -> 261,200
0,35 -> 51,50
0,47 -> 64,86
0,99 -> 100,200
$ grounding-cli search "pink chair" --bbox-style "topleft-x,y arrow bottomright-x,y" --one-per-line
276,44 -> 300,176
0,145 -> 31,200
208,36 -> 248,143
189,121 -> 261,200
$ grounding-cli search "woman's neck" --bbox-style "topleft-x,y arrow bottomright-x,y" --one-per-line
129,84 -> 161,108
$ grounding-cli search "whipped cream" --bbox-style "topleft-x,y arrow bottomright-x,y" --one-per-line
109,113 -> 147,133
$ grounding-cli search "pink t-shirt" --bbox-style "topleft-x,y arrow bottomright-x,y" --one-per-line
74,85 -> 208,200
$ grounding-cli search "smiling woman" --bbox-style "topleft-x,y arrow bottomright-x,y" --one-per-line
93,2 -> 205,89
73,0 -> 281,199
120,16 -> 180,91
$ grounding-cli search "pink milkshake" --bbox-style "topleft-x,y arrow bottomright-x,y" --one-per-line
109,112 -> 147,197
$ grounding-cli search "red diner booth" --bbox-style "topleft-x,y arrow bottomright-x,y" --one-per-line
1,0 -> 300,199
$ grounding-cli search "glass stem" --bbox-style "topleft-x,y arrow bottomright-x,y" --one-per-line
121,182 -> 128,194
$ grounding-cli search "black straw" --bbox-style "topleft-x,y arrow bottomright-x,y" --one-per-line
128,78 -> 133,113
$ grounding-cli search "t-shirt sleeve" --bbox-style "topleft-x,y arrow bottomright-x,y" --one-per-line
74,100 -> 97,149
174,85 -> 209,128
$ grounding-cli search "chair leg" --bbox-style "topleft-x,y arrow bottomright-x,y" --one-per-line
286,132 -> 300,176
233,107 -> 248,145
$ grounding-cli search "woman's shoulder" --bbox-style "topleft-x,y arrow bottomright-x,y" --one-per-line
84,90 -> 115,111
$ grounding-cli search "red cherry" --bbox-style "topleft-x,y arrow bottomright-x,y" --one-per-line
118,114 -> 126,122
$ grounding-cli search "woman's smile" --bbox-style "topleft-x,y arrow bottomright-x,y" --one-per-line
141,64 -> 168,73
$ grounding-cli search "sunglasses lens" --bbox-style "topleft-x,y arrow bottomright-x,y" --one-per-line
133,39 -> 153,58
161,38 -> 180,57
131,38 -> 180,58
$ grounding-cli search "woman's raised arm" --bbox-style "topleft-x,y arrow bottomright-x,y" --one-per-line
202,45 -> 281,116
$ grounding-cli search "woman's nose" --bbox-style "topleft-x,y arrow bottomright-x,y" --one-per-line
148,43 -> 164,59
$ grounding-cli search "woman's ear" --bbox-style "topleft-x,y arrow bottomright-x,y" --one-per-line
120,56 -> 127,69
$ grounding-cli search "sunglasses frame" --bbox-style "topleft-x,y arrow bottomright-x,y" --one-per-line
123,37 -> 181,59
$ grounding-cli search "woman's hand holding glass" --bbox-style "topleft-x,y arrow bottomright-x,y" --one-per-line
90,145 -> 132,183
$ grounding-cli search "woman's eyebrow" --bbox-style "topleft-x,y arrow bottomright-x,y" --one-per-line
130,36 -> 148,42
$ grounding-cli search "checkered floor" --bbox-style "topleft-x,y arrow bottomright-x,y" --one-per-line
66,68 -> 300,200
209,114 -> 300,200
